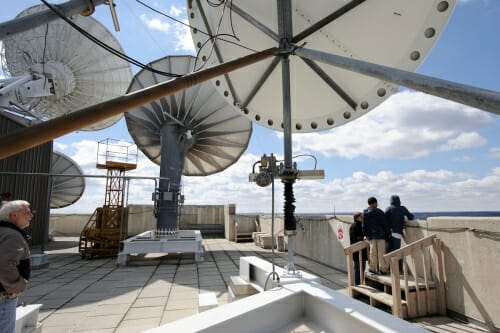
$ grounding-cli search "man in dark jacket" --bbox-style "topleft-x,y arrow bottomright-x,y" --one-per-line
363,197 -> 390,274
0,200 -> 33,333
350,212 -> 367,284
385,195 -> 414,253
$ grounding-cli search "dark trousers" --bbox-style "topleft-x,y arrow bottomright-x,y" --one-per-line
354,260 -> 366,285
388,237 -> 401,252
388,237 -> 403,271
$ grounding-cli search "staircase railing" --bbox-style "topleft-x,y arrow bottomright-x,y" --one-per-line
384,234 -> 446,318
78,209 -> 99,256
344,234 -> 446,319
344,240 -> 370,293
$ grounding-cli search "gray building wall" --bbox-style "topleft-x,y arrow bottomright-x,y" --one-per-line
0,114 -> 52,248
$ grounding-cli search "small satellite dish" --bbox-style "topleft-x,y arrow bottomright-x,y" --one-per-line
188,1 -> 455,132
1,4 -> 132,131
125,55 -> 252,176
50,151 -> 85,209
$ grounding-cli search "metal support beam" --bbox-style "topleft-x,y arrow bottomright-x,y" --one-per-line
0,47 -> 277,160
228,2 -> 279,42
292,0 -> 366,43
0,0 -> 108,39
277,0 -> 297,275
300,57 -> 357,110
241,57 -> 281,110
295,47 -> 500,115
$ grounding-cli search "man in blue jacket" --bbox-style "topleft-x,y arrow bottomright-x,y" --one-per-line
363,197 -> 390,274
385,195 -> 414,253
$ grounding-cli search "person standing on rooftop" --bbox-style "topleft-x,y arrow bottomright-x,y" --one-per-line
350,212 -> 368,285
385,195 -> 414,254
363,197 -> 390,274
0,200 -> 33,333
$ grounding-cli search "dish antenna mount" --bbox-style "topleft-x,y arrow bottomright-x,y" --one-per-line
125,55 -> 252,230
0,4 -> 131,130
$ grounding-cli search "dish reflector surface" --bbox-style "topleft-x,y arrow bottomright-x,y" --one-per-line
125,55 -> 252,176
2,5 -> 132,130
50,151 -> 85,209
188,0 -> 455,132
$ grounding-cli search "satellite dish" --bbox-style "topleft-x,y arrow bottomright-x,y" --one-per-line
1,4 -> 132,131
125,55 -> 252,176
187,1 -> 455,132
125,55 -> 252,229
50,151 -> 85,209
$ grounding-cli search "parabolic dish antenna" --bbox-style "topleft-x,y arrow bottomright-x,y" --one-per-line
125,55 -> 252,176
1,4 -> 132,131
188,0 -> 455,132
50,151 -> 85,209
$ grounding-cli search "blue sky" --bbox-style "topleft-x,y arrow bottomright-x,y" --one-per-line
2,0 -> 500,214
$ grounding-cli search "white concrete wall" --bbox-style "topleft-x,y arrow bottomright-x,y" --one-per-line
427,217 -> 500,330
127,205 -> 156,235
49,213 -> 90,236
50,204 -> 231,237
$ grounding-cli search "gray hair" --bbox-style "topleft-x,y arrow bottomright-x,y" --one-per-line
0,200 -> 31,221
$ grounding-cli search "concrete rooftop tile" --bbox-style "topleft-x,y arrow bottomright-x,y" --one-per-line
124,306 -> 164,320
115,318 -> 161,333
25,237 -> 354,333
133,296 -> 168,308
71,314 -> 123,331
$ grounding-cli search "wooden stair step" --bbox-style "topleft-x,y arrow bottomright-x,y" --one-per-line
352,285 -> 407,308
365,271 -> 436,290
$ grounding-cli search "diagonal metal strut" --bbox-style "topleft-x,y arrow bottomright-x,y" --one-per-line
295,47 -> 500,116
300,57 -> 357,110
292,0 -> 366,43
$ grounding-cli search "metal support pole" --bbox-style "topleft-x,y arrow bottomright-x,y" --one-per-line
0,0 -> 108,39
294,47 -> 500,116
156,124 -> 187,230
277,0 -> 297,275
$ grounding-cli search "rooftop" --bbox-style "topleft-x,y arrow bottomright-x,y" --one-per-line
23,237 -> 487,333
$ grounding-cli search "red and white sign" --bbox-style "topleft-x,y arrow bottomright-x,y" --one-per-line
337,226 -> 344,240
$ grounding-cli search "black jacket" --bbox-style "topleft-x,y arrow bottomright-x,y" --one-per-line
362,207 -> 390,240
349,221 -> 367,262
385,195 -> 414,234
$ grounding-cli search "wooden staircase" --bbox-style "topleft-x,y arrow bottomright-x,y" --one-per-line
344,234 -> 447,319
79,206 -> 128,258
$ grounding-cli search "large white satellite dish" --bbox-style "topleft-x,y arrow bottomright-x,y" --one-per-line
125,55 -> 252,176
50,151 -> 85,209
188,0 -> 455,132
1,4 -> 132,130
125,55 -> 252,229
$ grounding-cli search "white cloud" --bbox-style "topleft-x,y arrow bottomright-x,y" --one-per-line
439,132 -> 486,151
403,169 -> 468,182
453,156 -> 473,162
54,142 -> 68,150
169,5 -> 183,17
173,19 -> 195,52
292,167 -> 500,213
140,14 -> 170,34
293,91 -> 493,159
488,147 -> 500,159
55,141 -> 500,214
